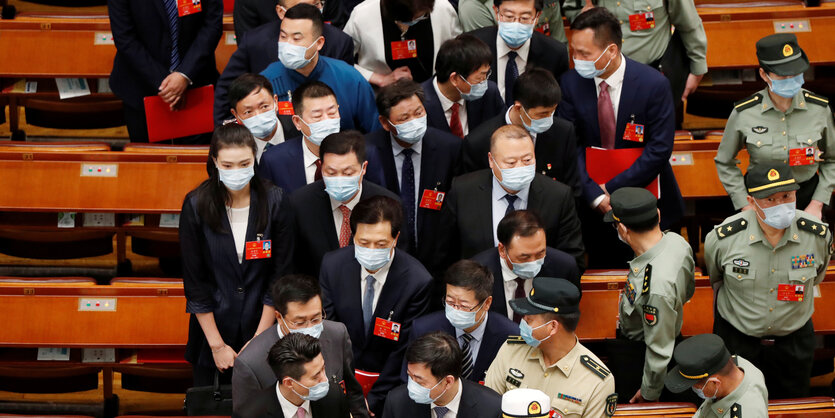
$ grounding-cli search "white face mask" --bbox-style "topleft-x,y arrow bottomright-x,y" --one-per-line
753,199 -> 796,230
692,378 -> 720,400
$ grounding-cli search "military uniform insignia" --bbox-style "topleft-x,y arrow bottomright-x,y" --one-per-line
716,218 -> 747,239
605,393 -> 618,416
734,93 -> 762,111
751,126 -> 768,134
557,393 -> 583,405
528,401 -> 543,415
642,265 -> 651,295
509,368 -> 524,379
768,169 -> 780,181
624,279 -> 637,305
783,43 -> 793,56
552,409 -> 565,418
580,355 -> 610,379
803,91 -> 830,107
732,258 -> 750,274
643,305 -> 658,326
506,374 -> 522,387
731,402 -> 742,418
797,218 -> 829,237
507,335 -> 526,344
791,254 -> 815,269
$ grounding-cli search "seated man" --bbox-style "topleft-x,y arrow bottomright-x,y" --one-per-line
228,74 -> 285,162
232,274 -> 368,417
422,34 -> 505,138
238,333 -> 351,417
463,68 -> 581,198
382,332 -> 502,418
232,0 -> 347,41
471,210 -> 580,322
319,196 -> 433,415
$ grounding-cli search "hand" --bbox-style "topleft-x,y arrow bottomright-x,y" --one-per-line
366,398 -> 375,417
371,67 -> 413,87
599,183 -> 608,196
804,200 -> 824,220
596,194 -> 612,215
211,344 -> 237,372
740,204 -> 753,212
681,73 -> 704,102
158,72 -> 189,107
629,389 -> 654,403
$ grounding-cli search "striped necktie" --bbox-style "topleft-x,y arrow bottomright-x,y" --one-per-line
461,333 -> 474,379
163,0 -> 181,71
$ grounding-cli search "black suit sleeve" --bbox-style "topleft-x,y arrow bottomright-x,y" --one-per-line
335,32 -> 356,65
433,179 -> 462,275
179,194 -> 215,313
560,121 -> 583,199
107,0 -> 169,88
319,256 -> 337,320
179,0 -> 223,80
233,0 -> 272,41
552,187 -> 586,272
341,327 -> 370,417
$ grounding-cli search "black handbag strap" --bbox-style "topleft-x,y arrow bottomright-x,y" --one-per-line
213,370 -> 223,401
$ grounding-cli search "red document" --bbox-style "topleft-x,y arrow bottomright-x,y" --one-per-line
144,85 -> 214,143
586,147 -> 660,198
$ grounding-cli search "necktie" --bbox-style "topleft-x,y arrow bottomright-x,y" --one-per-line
598,80 -> 616,149
504,194 -> 518,216
296,406 -> 305,418
433,406 -> 449,418
449,103 -> 464,138
504,51 -> 519,108
362,275 -> 376,333
338,205 -> 351,248
163,0 -> 181,72
263,142 -> 273,152
461,333 -> 474,379
314,159 -> 322,181
401,148 -> 416,251
512,278 -> 526,323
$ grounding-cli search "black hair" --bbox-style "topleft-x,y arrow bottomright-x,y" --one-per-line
375,79 -> 425,119
493,0 -> 544,12
349,195 -> 403,239
570,7 -> 622,50
284,3 -> 325,38
435,34 -> 493,82
621,214 -> 660,233
444,260 -> 494,302
405,331 -> 462,379
513,67 -> 561,109
381,0 -> 436,23
271,274 -> 322,316
228,73 -> 275,109
268,333 -> 322,381
544,311 -> 581,332
497,210 -> 545,248
319,130 -> 367,162
292,81 -> 337,117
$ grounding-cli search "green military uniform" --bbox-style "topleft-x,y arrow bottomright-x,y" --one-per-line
693,356 -> 769,418
458,0 -> 568,43
715,34 -> 835,210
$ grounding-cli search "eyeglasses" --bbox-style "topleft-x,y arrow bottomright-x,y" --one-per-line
461,69 -> 492,85
444,298 -> 485,312
497,12 -> 537,25
285,312 -> 326,328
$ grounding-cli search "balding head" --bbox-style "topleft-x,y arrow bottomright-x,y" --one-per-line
488,125 -> 536,191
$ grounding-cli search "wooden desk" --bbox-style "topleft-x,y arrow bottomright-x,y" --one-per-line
671,139 -> 749,199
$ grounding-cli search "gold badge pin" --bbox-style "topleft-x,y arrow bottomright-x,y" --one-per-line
768,168 -> 780,181
783,44 -> 794,57
528,401 -> 542,415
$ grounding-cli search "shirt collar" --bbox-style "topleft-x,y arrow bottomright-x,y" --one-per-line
491,174 -> 531,205
595,54 -> 626,91
276,384 -> 311,418
627,233 -> 670,275
328,182 -> 363,211
455,312 -> 489,342
301,138 -> 319,169
434,76 -> 462,111
497,36 -> 531,61
759,87 -> 808,114
288,55 -> 326,82
391,134 -> 424,156
499,251 -> 517,281
527,336 -> 582,376
276,323 -> 285,339
432,379 -> 462,414
744,209 -> 801,247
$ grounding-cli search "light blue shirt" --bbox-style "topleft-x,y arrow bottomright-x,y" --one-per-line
392,135 -> 423,239
455,312 -> 488,365
491,175 -> 530,245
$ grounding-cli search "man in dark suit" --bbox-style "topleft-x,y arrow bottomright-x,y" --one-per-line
108,0 -> 222,142
233,0 -> 347,40
236,333 -> 350,417
366,79 -> 462,269
470,210 -> 580,323
216,1 -> 355,125
558,8 -> 683,268
437,125 -> 584,274
421,34 -> 505,138
232,275 -> 368,417
288,131 -> 404,277
382,332 -> 502,418
319,196 -> 433,415
463,68 -> 581,199
465,0 -> 568,107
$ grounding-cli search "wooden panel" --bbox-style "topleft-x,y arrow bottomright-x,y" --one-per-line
671,141 -> 749,199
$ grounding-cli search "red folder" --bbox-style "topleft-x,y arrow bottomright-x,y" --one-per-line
354,369 -> 380,397
143,85 -> 214,143
586,147 -> 660,198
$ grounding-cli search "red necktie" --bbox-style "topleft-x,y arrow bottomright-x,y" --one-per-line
314,159 -> 322,181
598,81 -> 616,149
512,277 -> 526,323
338,205 -> 351,248
450,102 -> 464,138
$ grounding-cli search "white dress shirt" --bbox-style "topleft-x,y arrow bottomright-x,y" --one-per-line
433,77 -> 469,136
490,175 -> 530,245
302,139 -> 320,185
500,257 -> 533,319
431,379 -> 462,418
455,312 -> 488,365
227,206 -> 250,264
255,124 -> 286,163
276,385 -> 311,418
504,107 -> 537,142
360,250 -> 394,313
590,54 -> 628,209
328,183 -> 363,241
496,38 -> 531,101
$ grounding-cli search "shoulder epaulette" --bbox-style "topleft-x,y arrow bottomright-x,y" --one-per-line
803,91 -> 829,107
580,354 -> 610,379
506,335 -> 526,344
730,403 -> 741,418
642,264 -> 652,295
797,218 -> 828,238
734,93 -> 763,111
715,218 -> 748,239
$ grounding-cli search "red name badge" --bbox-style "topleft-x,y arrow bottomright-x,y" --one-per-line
391,40 -> 418,60
245,240 -> 272,260
789,147 -> 816,166
419,189 -> 445,211
177,0 -> 202,16
373,317 -> 401,341
277,101 -> 294,116
629,12 -> 655,31
777,283 -> 805,302
623,122 -> 645,142
535,22 -> 551,37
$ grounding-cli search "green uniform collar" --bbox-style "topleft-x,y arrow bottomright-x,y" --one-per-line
627,233 -> 671,276
758,87 -> 809,114
527,336 -> 581,377
703,356 -> 751,417
744,209 -> 801,249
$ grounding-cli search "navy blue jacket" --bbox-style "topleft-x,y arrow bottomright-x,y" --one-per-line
420,78 -> 505,136
381,379 -> 502,418
558,57 -> 684,227
467,26 -> 569,87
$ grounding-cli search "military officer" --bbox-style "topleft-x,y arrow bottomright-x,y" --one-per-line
459,0 -> 569,43
705,163 -> 833,399
501,388 -> 553,418
485,277 -> 618,417
665,334 -> 768,418
602,187 -> 695,403
715,33 -> 835,219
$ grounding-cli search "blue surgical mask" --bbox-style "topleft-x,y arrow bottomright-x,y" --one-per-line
407,376 -> 446,404
278,39 -> 318,70
492,155 -> 535,192
444,301 -> 485,330
521,107 -> 554,134
692,379 -> 719,401
519,319 -> 554,348
510,256 -> 544,279
355,245 -> 392,271
753,200 -> 796,230
573,44 -> 614,79
457,75 -> 488,101
399,15 -> 428,27
767,73 -> 804,99
392,115 -> 427,144
217,166 -> 255,191
323,175 -> 360,202
300,117 -> 341,146
291,378 -> 330,401
281,317 -> 324,339
242,106 -> 278,139
498,21 -> 534,48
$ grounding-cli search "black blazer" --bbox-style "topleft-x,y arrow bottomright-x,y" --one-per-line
381,379 -> 502,418
180,181 -> 294,369
108,0 -> 222,109
213,20 -> 355,124
234,382 -> 350,418
471,246 -> 581,320
436,170 -> 585,272
463,113 -> 582,199
232,0 -> 347,39
467,26 -> 569,87
420,78 -> 506,136
288,179 -> 406,277
365,128 -> 462,267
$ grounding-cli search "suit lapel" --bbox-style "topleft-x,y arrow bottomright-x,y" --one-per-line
489,251 -> 508,315
416,136 -> 440,233
291,139 -> 307,191
424,84 -> 451,134
534,127 -> 558,173
583,78 -> 601,147
377,134 -> 401,195
487,28 -> 499,84
615,59 -> 637,148
314,184 -> 340,249
472,316 -> 504,379
478,172 -> 496,249
241,188 -> 261,275
345,258 -> 367,347
154,0 -> 169,23
369,253 -> 402,338
527,175 -> 543,213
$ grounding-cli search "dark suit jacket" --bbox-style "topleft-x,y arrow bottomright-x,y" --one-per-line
232,320 -> 368,418
214,20 -> 355,124
233,0 -> 347,39
420,78 -> 505,136
437,170 -> 585,272
558,57 -> 684,227
319,246 -> 433,414
467,26 -> 569,86
381,379 -> 502,418
471,246 -> 581,320
288,179 -> 406,277
234,382 -> 350,418
108,0 -> 222,110
365,128 -> 462,267
463,113 -> 582,198
180,181 -> 293,369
